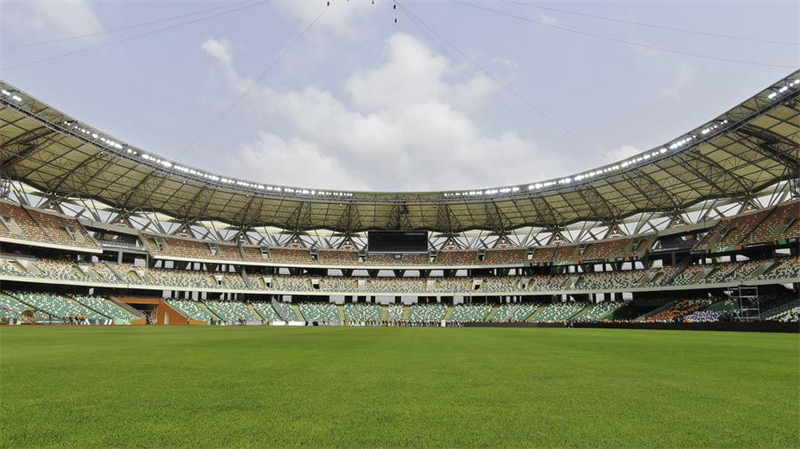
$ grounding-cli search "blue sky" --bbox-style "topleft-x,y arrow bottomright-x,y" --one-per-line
1,0 -> 798,191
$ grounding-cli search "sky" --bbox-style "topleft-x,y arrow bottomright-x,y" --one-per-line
0,0 -> 798,192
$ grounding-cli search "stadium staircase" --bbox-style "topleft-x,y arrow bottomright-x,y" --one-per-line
380,305 -> 388,321
102,262 -> 125,282
485,304 -> 500,321
271,298 -> 289,321
402,305 -> 411,320
197,301 -> 220,321
292,304 -> 305,321
240,269 -> 254,289
443,304 -> 454,321
246,303 -> 261,321
109,297 -> 145,318
760,299 -> 800,320
524,304 -> 544,322
635,300 -> 677,321
336,304 -> 346,323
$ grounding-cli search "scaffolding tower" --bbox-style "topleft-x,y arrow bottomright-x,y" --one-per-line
731,285 -> 760,322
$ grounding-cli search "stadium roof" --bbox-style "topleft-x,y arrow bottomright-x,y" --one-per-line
1,71 -> 798,233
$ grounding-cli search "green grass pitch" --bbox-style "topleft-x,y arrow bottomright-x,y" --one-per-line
1,327 -> 798,448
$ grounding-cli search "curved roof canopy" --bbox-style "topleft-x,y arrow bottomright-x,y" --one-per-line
1,71 -> 798,233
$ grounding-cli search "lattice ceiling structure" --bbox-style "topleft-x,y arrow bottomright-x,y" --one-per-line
0,70 -> 798,250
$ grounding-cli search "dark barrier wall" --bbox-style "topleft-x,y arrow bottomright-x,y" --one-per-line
575,321 -> 799,333
463,321 -> 799,333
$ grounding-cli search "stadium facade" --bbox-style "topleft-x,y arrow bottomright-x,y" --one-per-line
0,70 -> 798,326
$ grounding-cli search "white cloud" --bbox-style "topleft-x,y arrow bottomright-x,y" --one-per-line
277,1 -> 375,39
202,33 -> 567,191
603,145 -> 642,163
25,0 -> 103,39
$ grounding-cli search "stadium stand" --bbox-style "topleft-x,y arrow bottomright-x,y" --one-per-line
10,291 -> 105,321
408,303 -> 447,322
344,303 -> 381,324
71,295 -> 139,322
0,202 -> 100,251
490,303 -> 538,322
298,302 -> 340,324
275,302 -> 300,321
387,304 -> 404,322
204,300 -> 260,323
164,299 -> 216,322
643,299 -> 712,323
746,202 -> 800,244
571,301 -> 623,322
449,303 -> 492,322
695,208 -> 772,251
530,302 -> 585,323
251,302 -> 284,322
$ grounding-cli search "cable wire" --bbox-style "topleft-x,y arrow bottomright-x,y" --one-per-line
1,0 -> 271,70
397,0 -> 600,154
450,0 -> 798,70
498,0 -> 799,47
176,2 -> 332,158
0,0 -> 262,51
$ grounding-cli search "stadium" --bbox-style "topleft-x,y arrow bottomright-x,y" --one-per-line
1,2 -> 799,448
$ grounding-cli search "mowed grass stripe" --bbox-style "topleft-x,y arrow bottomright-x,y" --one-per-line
0,327 -> 797,448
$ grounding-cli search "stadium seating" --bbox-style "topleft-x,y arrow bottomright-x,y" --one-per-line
251,302 -> 284,322
344,303 -> 381,324
11,291 -> 105,320
695,209 -> 771,251
435,250 -> 478,265
408,303 -> 447,322
746,202 -> 800,244
578,270 -> 644,290
571,302 -> 623,322
530,302 -> 584,322
0,202 -> 100,250
484,249 -> 526,265
449,303 -> 491,322
274,302 -> 300,321
756,257 -> 800,281
204,300 -> 260,322
298,302 -> 340,324
164,299 -> 216,322
490,303 -> 538,322
71,295 -> 139,322
387,304 -> 404,321
643,299 -> 712,323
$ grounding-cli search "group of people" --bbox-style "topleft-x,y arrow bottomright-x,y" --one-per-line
62,314 -> 90,325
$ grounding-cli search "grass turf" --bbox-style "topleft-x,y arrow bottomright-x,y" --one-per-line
0,327 -> 798,448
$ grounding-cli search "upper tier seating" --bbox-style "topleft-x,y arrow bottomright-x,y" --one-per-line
756,256 -> 800,281
746,202 -> 800,244
530,302 -> 585,322
408,303 -> 447,322
0,202 -> 99,250
204,300 -> 259,322
435,250 -> 478,265
484,249 -> 526,265
449,303 -> 491,322
695,209 -> 772,251
490,303 -> 538,322
142,234 -> 242,262
578,271 -> 644,290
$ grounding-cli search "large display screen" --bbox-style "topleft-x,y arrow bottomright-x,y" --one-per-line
368,231 -> 428,253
